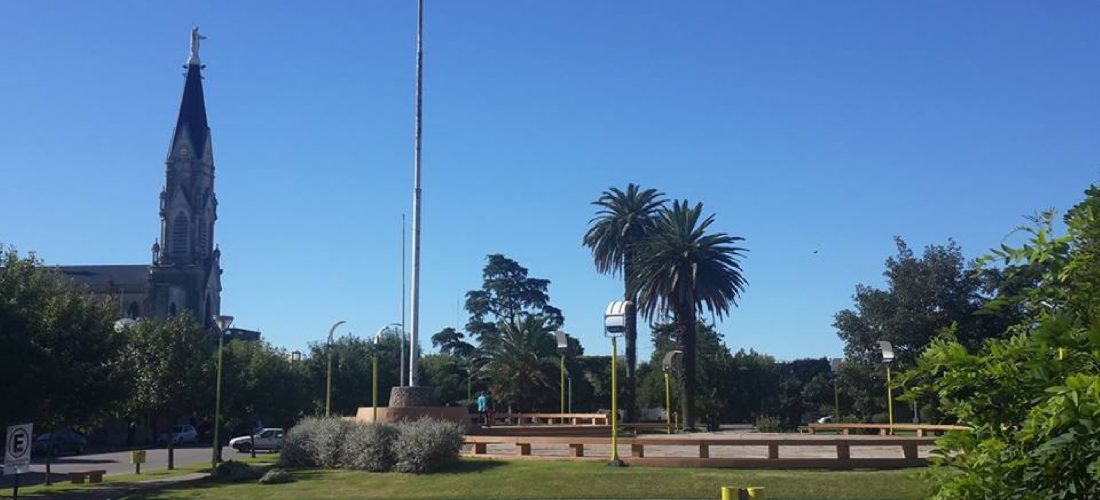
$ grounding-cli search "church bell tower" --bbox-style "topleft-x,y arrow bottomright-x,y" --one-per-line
148,27 -> 223,327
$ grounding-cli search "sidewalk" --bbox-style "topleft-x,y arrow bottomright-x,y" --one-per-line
27,471 -> 208,499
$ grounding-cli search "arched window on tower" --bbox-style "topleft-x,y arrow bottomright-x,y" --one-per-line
128,302 -> 140,319
172,213 -> 189,260
169,302 -> 177,316
198,216 -> 208,254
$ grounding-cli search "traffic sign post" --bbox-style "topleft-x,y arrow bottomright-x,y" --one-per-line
5,423 -> 33,500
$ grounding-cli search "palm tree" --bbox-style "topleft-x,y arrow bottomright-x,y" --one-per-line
583,184 -> 666,421
481,315 -> 558,411
634,200 -> 747,429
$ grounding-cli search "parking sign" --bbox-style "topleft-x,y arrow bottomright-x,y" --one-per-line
4,423 -> 32,475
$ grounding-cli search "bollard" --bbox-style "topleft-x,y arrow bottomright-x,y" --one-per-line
720,486 -> 765,500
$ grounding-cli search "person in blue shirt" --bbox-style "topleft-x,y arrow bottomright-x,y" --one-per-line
476,392 -> 488,426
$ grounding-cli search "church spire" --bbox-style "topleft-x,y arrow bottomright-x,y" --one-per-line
172,27 -> 210,159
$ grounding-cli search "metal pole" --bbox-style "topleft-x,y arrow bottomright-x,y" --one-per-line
401,214 -> 406,387
212,331 -> 224,468
834,379 -> 840,419
560,353 -> 566,424
886,365 -> 894,435
326,348 -> 334,417
664,371 -> 672,434
408,0 -> 424,388
609,336 -> 622,465
373,353 -> 379,421
568,374 -> 573,413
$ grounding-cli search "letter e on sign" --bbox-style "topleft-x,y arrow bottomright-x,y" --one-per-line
5,423 -> 33,472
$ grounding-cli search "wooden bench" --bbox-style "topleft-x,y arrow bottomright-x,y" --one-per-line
69,469 -> 106,484
474,412 -> 611,426
807,423 -> 969,437
463,435 -> 935,469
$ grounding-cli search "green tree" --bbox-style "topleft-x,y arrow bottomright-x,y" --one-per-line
480,316 -> 559,411
464,254 -> 563,343
219,341 -> 311,432
120,313 -> 213,468
833,238 -> 1022,419
903,187 -> 1100,498
0,246 -> 126,430
304,331 -> 404,416
634,201 -> 747,429
583,183 -> 666,421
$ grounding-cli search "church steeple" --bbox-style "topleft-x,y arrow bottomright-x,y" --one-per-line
170,27 -> 210,161
157,26 -> 217,267
148,27 -> 223,325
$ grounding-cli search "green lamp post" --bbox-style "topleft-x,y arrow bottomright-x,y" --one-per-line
212,314 -> 234,468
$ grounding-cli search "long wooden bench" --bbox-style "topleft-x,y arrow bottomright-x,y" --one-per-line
463,435 -> 936,469
69,469 -> 106,484
807,423 -> 969,437
473,412 -> 611,426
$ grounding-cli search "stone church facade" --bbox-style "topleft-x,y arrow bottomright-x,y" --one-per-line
60,30 -> 240,334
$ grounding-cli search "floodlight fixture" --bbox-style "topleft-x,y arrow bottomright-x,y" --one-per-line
555,330 -> 569,350
604,300 -> 632,337
878,341 -> 895,363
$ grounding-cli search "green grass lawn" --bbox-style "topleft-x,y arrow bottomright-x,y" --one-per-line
120,458 -> 929,500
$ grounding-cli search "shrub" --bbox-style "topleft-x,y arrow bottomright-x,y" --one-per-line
212,460 -> 261,482
258,468 -> 293,484
392,418 -> 465,473
753,415 -> 784,433
342,423 -> 398,472
279,417 -> 320,467
310,417 -> 351,468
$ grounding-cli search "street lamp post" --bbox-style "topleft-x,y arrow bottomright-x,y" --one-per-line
661,350 -> 682,435
326,320 -> 347,417
829,358 -> 842,420
878,341 -> 895,435
212,314 -> 234,469
555,331 -> 569,424
604,300 -> 631,467
372,331 -> 381,422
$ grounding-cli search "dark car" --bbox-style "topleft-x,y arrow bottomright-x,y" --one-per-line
32,429 -> 87,457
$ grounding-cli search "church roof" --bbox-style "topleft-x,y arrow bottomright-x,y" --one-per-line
171,61 -> 210,158
57,265 -> 150,291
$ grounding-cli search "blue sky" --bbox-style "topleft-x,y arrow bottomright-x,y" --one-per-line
2,1 -> 1098,361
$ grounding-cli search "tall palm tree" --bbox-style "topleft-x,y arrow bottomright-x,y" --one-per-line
583,184 -> 666,421
634,200 -> 747,429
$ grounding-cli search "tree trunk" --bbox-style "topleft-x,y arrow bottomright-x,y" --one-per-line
677,304 -> 697,430
623,255 -> 638,422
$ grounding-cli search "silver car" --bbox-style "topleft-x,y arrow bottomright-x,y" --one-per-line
229,428 -> 284,453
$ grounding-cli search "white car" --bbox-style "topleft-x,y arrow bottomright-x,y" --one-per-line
160,424 -> 198,445
229,428 -> 285,453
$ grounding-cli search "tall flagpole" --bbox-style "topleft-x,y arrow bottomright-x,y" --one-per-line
409,0 -> 424,387
400,213 -> 407,387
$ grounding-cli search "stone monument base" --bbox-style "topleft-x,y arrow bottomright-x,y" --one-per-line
351,386 -> 471,430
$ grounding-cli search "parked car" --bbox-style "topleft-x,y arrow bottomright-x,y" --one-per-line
229,428 -> 285,453
32,429 -> 87,457
158,424 -> 199,445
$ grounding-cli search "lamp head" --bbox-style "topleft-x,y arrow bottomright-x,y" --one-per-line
328,320 -> 347,345
604,300 -> 632,337
555,330 -> 569,350
661,350 -> 683,373
213,315 -> 234,332
877,340 -> 895,364
114,318 -> 137,333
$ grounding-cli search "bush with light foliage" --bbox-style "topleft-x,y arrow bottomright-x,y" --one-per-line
902,186 -> 1100,499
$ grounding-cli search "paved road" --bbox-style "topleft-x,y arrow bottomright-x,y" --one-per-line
0,446 -> 233,488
